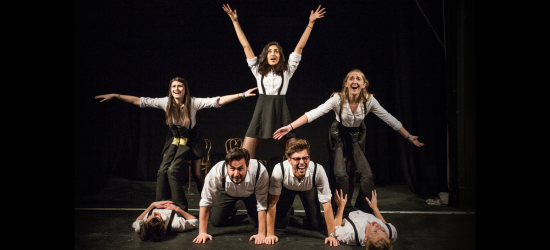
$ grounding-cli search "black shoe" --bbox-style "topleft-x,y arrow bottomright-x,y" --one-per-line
350,132 -> 359,143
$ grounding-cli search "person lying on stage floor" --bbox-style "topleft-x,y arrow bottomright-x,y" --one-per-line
193,147 -> 269,244
265,139 -> 340,247
333,189 -> 397,249
133,200 -> 198,242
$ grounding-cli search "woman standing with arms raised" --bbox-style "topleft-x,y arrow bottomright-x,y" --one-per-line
222,3 -> 326,159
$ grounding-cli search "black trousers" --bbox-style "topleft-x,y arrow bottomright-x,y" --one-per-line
210,191 -> 259,227
329,120 -> 375,217
275,186 -> 322,230
156,126 -> 191,212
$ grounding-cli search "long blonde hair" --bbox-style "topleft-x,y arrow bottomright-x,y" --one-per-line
165,77 -> 192,127
330,69 -> 373,116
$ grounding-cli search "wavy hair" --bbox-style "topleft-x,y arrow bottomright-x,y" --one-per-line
285,139 -> 310,158
330,69 -> 373,116
257,41 -> 288,76
165,77 -> 192,127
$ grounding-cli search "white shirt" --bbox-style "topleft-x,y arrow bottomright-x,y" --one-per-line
199,160 -> 269,211
269,160 -> 332,203
139,96 -> 221,129
247,52 -> 302,95
304,94 -> 402,130
335,210 -> 398,245
132,208 -> 199,233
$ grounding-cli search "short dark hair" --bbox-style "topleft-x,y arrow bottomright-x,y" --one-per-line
225,147 -> 250,167
285,139 -> 310,158
139,218 -> 165,242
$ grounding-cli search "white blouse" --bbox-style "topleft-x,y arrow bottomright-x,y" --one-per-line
305,94 -> 402,130
199,160 -> 269,211
247,52 -> 302,95
269,160 -> 332,204
140,96 -> 221,129
335,210 -> 398,245
132,208 -> 199,233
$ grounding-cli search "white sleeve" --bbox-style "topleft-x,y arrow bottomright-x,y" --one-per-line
335,222 -> 356,245
199,161 -> 224,207
268,163 -> 284,195
139,96 -> 169,111
170,217 -> 199,232
387,223 -> 398,242
132,220 -> 143,233
305,95 -> 339,123
368,97 -> 402,131
247,56 -> 260,78
254,163 -> 270,211
287,52 -> 302,76
192,96 -> 222,111
314,164 -> 332,203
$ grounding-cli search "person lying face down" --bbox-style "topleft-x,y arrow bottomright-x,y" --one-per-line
333,189 -> 397,250
133,201 -> 198,242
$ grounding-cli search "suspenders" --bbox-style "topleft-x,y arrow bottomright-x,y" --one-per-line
339,98 -> 367,123
146,208 -> 177,233
260,73 -> 284,95
222,159 -> 261,190
345,217 -> 361,246
279,162 -> 317,187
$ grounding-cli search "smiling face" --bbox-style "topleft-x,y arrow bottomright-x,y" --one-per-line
345,71 -> 367,96
227,158 -> 248,184
171,80 -> 185,102
363,221 -> 390,244
267,45 -> 280,66
289,149 -> 310,180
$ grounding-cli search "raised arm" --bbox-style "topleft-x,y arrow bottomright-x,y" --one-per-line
95,93 -> 140,106
217,87 -> 258,105
294,5 -> 326,55
333,189 -> 347,227
265,193 -> 280,245
222,4 -> 255,59
273,114 -> 309,140
365,190 -> 387,223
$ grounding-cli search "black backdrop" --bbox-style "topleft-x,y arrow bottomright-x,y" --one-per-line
75,0 -> 449,197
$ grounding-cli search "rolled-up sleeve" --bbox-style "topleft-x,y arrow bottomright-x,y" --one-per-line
132,220 -> 143,233
315,165 -> 332,203
247,57 -> 259,78
268,163 -> 284,195
170,217 -> 199,232
255,166 -> 270,211
192,96 -> 222,111
287,52 -> 302,75
369,97 -> 402,131
140,96 -> 169,110
305,95 -> 339,123
199,162 -> 223,207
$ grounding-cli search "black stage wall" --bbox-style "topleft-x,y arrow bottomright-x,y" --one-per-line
75,0 -> 470,205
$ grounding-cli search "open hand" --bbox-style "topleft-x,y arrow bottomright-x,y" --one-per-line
250,234 -> 266,245
244,87 -> 258,98
193,233 -> 213,244
325,236 -> 340,247
94,94 -> 116,102
409,135 -> 425,147
151,200 -> 173,208
272,126 -> 291,140
222,4 -> 238,22
264,235 -> 278,245
334,189 -> 347,209
365,190 -> 379,210
309,5 -> 326,23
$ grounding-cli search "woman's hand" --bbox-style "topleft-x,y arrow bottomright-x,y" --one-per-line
272,125 -> 292,140
309,5 -> 326,24
409,135 -> 425,147
94,94 -> 117,102
222,4 -> 238,22
243,87 -> 258,98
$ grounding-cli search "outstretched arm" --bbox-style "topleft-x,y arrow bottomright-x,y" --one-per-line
365,190 -> 387,223
396,126 -> 425,147
294,5 -> 326,55
333,189 -> 347,227
95,93 -> 140,106
217,87 -> 258,105
273,114 -> 309,140
193,206 -> 213,243
222,4 -> 255,59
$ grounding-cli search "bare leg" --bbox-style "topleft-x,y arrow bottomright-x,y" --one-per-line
243,136 -> 262,159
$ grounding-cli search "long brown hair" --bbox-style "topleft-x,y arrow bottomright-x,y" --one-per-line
257,41 -> 288,76
330,69 -> 373,116
165,77 -> 192,127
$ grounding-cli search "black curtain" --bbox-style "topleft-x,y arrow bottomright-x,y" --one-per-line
75,0 -> 450,197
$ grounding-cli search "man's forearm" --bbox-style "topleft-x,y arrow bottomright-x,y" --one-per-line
322,202 -> 336,234
199,206 -> 211,234
257,210 -> 267,236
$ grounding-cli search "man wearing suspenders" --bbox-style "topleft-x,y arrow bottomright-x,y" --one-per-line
132,200 -> 199,241
333,189 -> 397,249
264,139 -> 340,247
193,147 -> 270,244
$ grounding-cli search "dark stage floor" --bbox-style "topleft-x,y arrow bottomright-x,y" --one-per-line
75,176 -> 476,250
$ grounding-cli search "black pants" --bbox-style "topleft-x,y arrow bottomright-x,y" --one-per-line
275,186 -> 322,230
156,126 -> 191,212
329,120 -> 374,217
210,191 -> 259,227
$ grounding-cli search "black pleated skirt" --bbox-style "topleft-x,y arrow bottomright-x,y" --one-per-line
245,94 -> 295,139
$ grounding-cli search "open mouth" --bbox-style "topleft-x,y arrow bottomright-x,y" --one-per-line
351,84 -> 359,90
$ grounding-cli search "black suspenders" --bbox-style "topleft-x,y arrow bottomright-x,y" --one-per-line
345,217 -> 361,246
146,208 -> 177,233
339,98 -> 367,123
222,159 -> 260,190
279,162 -> 317,187
385,223 -> 393,239
260,73 -> 284,95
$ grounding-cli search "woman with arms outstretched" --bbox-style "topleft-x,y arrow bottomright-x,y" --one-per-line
222,3 -> 326,159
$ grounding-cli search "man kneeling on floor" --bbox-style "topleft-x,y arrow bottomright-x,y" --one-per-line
265,139 -> 340,247
133,200 -> 198,241
333,189 -> 397,249
193,147 -> 269,244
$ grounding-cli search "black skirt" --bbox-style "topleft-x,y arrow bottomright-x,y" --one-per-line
245,94 -> 296,139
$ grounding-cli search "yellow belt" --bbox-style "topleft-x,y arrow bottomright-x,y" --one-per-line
171,137 -> 188,146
